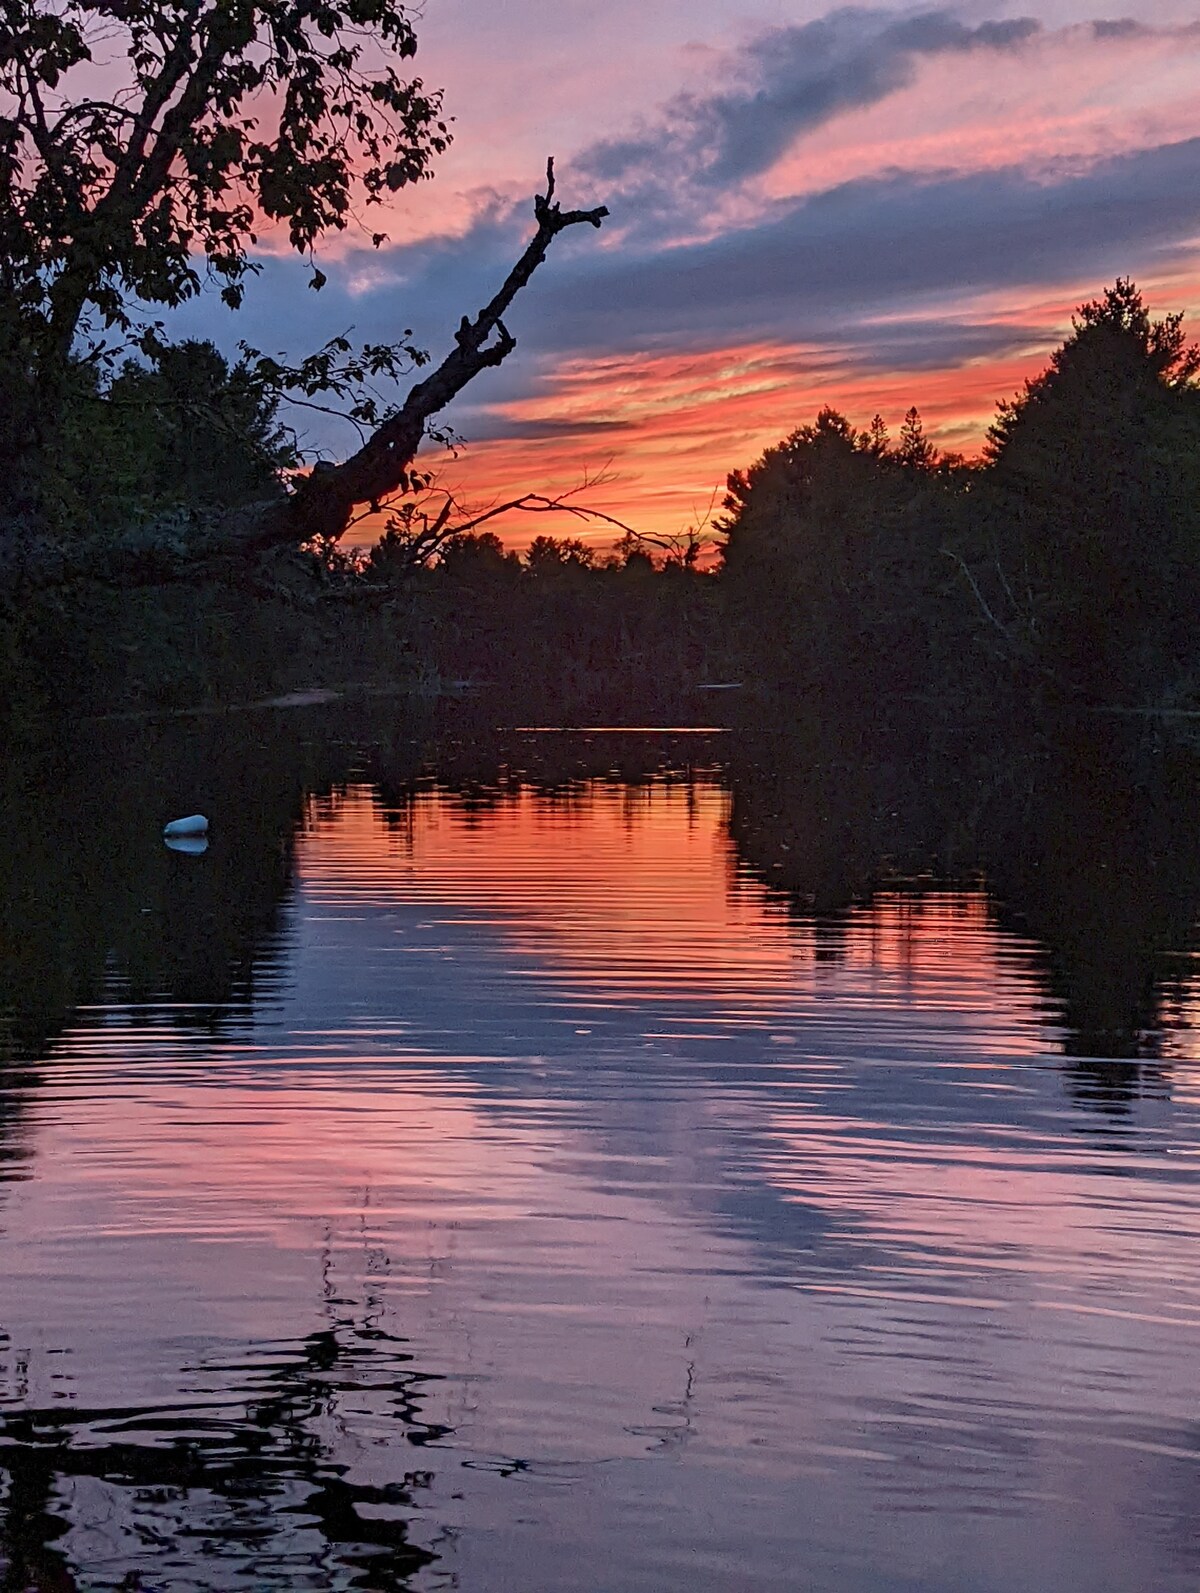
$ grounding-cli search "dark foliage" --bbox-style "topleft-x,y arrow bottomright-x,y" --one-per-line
358,531 -> 725,719
1,0 -> 447,537
4,281 -> 1200,733
32,339 -> 294,546
718,281 -> 1200,717
1,0 -> 605,558
972,280 -> 1200,701
718,405 -> 966,711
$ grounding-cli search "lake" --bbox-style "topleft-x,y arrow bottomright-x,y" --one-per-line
2,706 -> 1200,1591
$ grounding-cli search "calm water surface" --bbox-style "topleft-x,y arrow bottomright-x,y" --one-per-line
2,716 -> 1200,1590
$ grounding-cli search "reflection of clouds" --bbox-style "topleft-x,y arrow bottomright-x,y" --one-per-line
7,775 -> 1200,1590
266,783 -> 1072,1288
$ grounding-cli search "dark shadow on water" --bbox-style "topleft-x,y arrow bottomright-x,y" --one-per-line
0,1310 -> 448,1591
726,709 -> 1200,1095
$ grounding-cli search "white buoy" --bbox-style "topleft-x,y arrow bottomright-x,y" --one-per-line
165,835 -> 208,855
163,814 -> 209,838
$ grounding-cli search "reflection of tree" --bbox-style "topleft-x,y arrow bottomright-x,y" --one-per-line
0,1312 -> 449,1591
995,792 -> 1188,1077
7,696 -> 1200,1103
0,709 -> 362,1060
0,1062 -> 35,1187
726,715 -> 1200,1084
363,719 -> 728,837
727,718 -> 974,916
982,726 -> 1200,1108
1,703 -> 733,1062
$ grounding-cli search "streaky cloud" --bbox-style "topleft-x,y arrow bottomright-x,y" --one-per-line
830,317 -> 1051,373
1090,18 -> 1200,41
167,135 -> 1200,428
1091,18 -> 1150,38
525,137 -> 1200,356
581,7 -> 1043,197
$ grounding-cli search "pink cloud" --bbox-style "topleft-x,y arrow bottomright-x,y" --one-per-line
346,261 -> 1200,554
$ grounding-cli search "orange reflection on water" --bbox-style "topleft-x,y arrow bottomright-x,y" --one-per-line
11,760 -> 1200,1593
296,781 -> 1054,1049
301,781 -> 796,1001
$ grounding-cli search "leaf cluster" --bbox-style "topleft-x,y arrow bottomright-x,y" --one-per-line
44,337 -> 294,542
0,0 -> 451,361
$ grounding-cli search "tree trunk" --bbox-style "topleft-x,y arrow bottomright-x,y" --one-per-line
214,163 -> 607,557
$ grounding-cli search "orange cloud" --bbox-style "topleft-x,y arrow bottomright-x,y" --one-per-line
345,258 -> 1200,556
317,6 -> 1200,556
331,343 -> 1041,551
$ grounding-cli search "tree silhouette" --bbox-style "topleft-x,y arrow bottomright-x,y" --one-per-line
1,0 -> 607,562
973,279 -> 1200,699
718,406 -> 955,705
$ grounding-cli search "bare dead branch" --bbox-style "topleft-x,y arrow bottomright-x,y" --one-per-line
942,546 -> 1013,643
447,491 -> 637,542
238,160 -> 609,554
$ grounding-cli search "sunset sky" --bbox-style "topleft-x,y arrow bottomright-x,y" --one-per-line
176,1 -> 1200,548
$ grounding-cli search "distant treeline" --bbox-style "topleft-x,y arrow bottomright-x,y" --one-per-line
4,280 -> 1199,729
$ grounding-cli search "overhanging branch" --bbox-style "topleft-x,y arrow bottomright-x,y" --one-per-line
240,159 -> 608,552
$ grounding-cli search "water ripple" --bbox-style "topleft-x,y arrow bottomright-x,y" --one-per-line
1,764 -> 1199,1591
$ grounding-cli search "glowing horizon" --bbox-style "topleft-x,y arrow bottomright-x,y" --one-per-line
161,0 -> 1200,553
